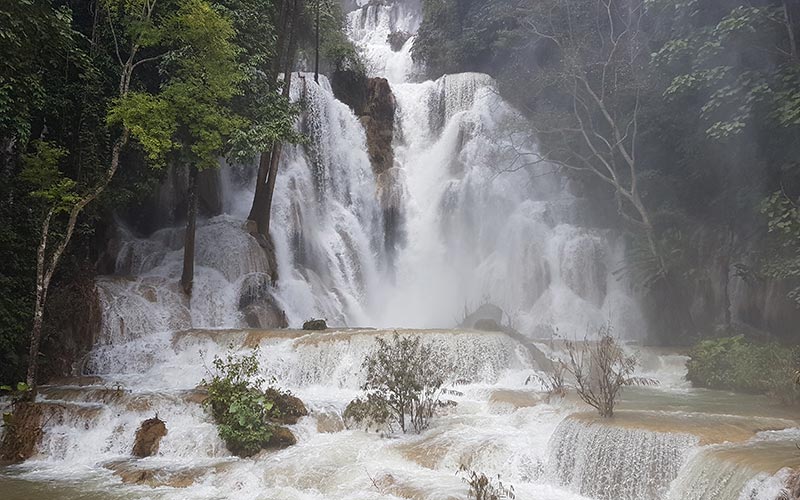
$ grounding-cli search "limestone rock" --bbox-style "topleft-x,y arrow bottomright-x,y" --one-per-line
0,402 -> 43,463
132,417 -> 167,458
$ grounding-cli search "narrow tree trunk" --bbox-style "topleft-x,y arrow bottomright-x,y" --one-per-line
246,0 -> 294,236
314,0 -> 320,83
260,0 -> 302,237
181,166 -> 199,296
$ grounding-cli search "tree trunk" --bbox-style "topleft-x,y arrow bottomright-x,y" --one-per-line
248,0 -> 303,240
261,0 -> 302,236
314,0 -> 320,83
181,166 -> 199,296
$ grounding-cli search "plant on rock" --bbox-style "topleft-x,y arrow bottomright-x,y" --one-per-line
563,324 -> 657,418
202,347 -> 305,457
459,465 -> 516,500
344,332 -> 453,433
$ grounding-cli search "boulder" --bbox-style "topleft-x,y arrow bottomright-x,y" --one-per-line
132,417 -> 167,458
267,426 -> 296,448
461,303 -> 504,330
474,318 -> 503,332
303,319 -> 328,330
265,388 -> 308,425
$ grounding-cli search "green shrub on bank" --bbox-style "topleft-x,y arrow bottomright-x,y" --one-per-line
686,336 -> 800,404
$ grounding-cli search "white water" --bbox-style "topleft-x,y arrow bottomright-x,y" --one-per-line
3,2 -> 800,500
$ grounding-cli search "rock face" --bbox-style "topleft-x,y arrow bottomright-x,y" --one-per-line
0,403 -> 43,464
331,70 -> 403,264
387,31 -> 412,51
238,273 -> 288,329
40,275 -> 102,382
132,417 -> 167,458
461,303 -> 504,330
303,319 -> 328,330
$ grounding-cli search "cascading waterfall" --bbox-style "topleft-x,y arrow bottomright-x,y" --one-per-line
548,416 -> 698,500
4,2 -> 800,500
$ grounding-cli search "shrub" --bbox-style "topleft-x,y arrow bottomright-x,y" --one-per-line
563,324 -> 656,418
459,465 -> 516,500
686,335 -> 800,404
344,332 -> 453,433
202,348 -> 303,457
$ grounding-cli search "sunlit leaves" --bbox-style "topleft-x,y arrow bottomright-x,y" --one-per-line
108,92 -> 177,166
18,141 -> 79,213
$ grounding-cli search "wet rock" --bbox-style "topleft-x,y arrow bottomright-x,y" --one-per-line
105,460 -> 201,488
387,31 -> 411,51
265,388 -> 308,425
474,318 -> 503,332
238,273 -> 288,329
303,319 -> 328,330
330,71 -> 396,176
362,77 -> 396,175
461,303 -> 504,330
132,417 -> 167,458
267,426 -> 296,448
314,409 -> 345,433
0,402 -> 43,463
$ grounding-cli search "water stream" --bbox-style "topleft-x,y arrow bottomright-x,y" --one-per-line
2,1 -> 799,499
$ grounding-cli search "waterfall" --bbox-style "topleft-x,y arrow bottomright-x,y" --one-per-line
7,2 -> 800,499
547,415 -> 697,499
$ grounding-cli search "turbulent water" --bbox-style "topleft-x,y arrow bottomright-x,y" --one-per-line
2,1 -> 800,499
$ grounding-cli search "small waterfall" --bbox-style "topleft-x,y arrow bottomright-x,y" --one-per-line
666,435 -> 800,500
547,416 -> 697,500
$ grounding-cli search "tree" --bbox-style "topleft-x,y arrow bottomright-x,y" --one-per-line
21,0 -> 169,393
344,333 -> 453,433
563,324 -> 656,417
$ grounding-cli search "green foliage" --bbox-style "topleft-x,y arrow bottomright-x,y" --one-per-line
344,332 -> 453,434
686,336 -> 800,404
202,347 -> 296,457
655,1 -> 800,139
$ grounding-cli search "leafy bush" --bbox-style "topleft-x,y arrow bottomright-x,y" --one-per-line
344,332 -> 453,433
202,348 -> 301,457
686,335 -> 800,404
563,325 -> 657,418
459,465 -> 516,500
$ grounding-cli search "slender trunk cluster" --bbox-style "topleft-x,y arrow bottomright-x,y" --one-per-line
247,0 -> 304,249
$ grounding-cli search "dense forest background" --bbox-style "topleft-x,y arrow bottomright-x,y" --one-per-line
411,0 -> 800,343
1,0 -> 799,386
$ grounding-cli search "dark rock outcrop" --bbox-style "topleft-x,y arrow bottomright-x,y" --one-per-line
461,303 -> 504,330
0,402 -> 43,464
132,417 -> 167,458
331,70 -> 403,262
40,274 -> 102,383
303,319 -> 327,330
330,70 -> 396,176
387,31 -> 412,51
